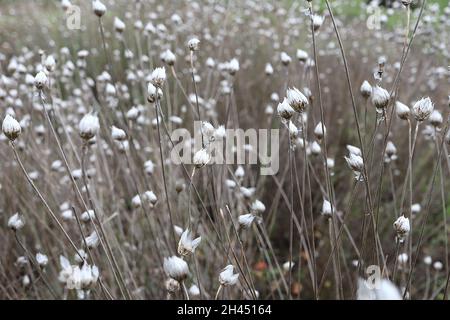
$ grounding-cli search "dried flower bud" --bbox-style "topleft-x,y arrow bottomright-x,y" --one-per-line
360,80 -> 372,99
286,87 -> 309,113
428,110 -> 442,127
79,113 -> 100,140
8,213 -> 25,231
393,215 -> 410,242
238,214 -> 255,229
371,85 -> 390,110
165,278 -> 180,294
114,17 -> 126,33
314,122 -> 326,140
2,114 -> 21,141
219,265 -> 239,286
296,49 -> 308,63
277,98 -> 295,120
178,229 -> 201,256
321,199 -> 333,218
188,38 -> 200,51
34,71 -> 48,89
93,0 -> 106,17
193,148 -> 211,168
412,97 -> 434,121
163,256 -> 189,282
395,101 -> 410,120
149,67 -> 166,88
111,126 -> 126,141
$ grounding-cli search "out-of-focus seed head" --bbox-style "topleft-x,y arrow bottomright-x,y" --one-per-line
314,122 -> 326,140
193,148 -> 211,168
188,38 -> 200,51
149,67 -> 166,88
428,110 -> 442,127
371,85 -> 390,110
79,113 -> 100,141
395,101 -> 410,120
111,126 -> 126,141
8,213 -> 25,231
114,17 -> 126,33
34,71 -> 48,90
2,114 -> 21,141
393,215 -> 410,242
163,256 -> 189,282
360,80 -> 372,98
286,87 -> 309,113
277,98 -> 295,120
93,0 -> 106,17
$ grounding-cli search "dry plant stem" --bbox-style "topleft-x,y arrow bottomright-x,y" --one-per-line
309,3 -> 342,297
182,282 -> 190,300
325,0 -> 385,270
13,231 -> 58,298
287,144 -> 294,299
10,142 -> 82,258
403,125 -> 448,298
170,66 -> 199,118
215,284 -> 223,300
72,207 -> 113,300
190,50 -> 204,147
81,145 -> 132,299
154,97 -> 177,250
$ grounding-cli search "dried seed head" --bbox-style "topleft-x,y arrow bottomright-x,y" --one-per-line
149,67 -> 166,88
188,38 -> 200,51
111,125 -> 126,141
395,101 -> 410,120
44,55 -> 56,72
79,113 -> 100,140
314,122 -> 326,140
34,71 -> 48,89
277,98 -> 295,120
2,114 -> 21,141
114,17 -> 126,33
93,0 -> 106,17
321,199 -> 333,218
178,229 -> 201,257
238,214 -> 255,229
412,97 -> 434,121
312,15 -> 324,31
280,52 -> 292,66
163,256 -> 189,282
251,200 -> 266,213
193,148 -> 211,168
393,215 -> 410,242
8,213 -> 25,231
265,63 -> 274,76
360,80 -> 372,98
345,153 -> 364,172
428,110 -> 442,127
286,87 -> 309,113
160,49 -> 176,66
371,85 -> 390,110
36,253 -> 49,267
219,265 -> 239,286
296,49 -> 308,63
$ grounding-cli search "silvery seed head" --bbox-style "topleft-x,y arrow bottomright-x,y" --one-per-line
114,17 -> 126,33
360,80 -> 372,98
219,265 -> 239,286
8,213 -> 25,231
149,67 -> 166,88
111,125 -> 126,141
2,114 -> 21,141
428,110 -> 442,127
188,38 -> 200,51
286,87 -> 309,113
395,101 -> 410,120
277,98 -> 295,120
79,113 -> 100,140
393,215 -> 410,242
93,0 -> 106,17
34,71 -> 48,90
178,229 -> 201,256
371,85 -> 390,110
163,256 -> 189,282
412,97 -> 434,121
193,148 -> 211,168
238,214 -> 255,229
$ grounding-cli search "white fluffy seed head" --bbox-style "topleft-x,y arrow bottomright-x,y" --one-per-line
79,113 -> 100,140
238,214 -> 255,229
321,199 -> 333,218
36,253 -> 49,266
345,153 -> 364,172
93,0 -> 106,17
178,229 -> 201,256
371,85 -> 390,110
8,213 -> 25,231
149,67 -> 166,88
160,49 -> 176,66
412,97 -> 434,121
163,256 -> 189,282
34,71 -> 48,89
360,80 -> 372,98
44,55 -> 56,72
423,256 -> 432,265
114,17 -> 126,33
188,38 -> 200,51
2,114 -> 21,141
393,215 -> 410,242
219,265 -> 239,286
265,63 -> 274,75
280,52 -> 292,66
312,15 -> 324,31
296,49 -> 308,62
286,87 -> 308,113
395,101 -> 410,120
314,122 -> 326,140
193,148 -> 211,168
277,98 -> 295,120
111,125 -> 126,141
428,110 -> 443,127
